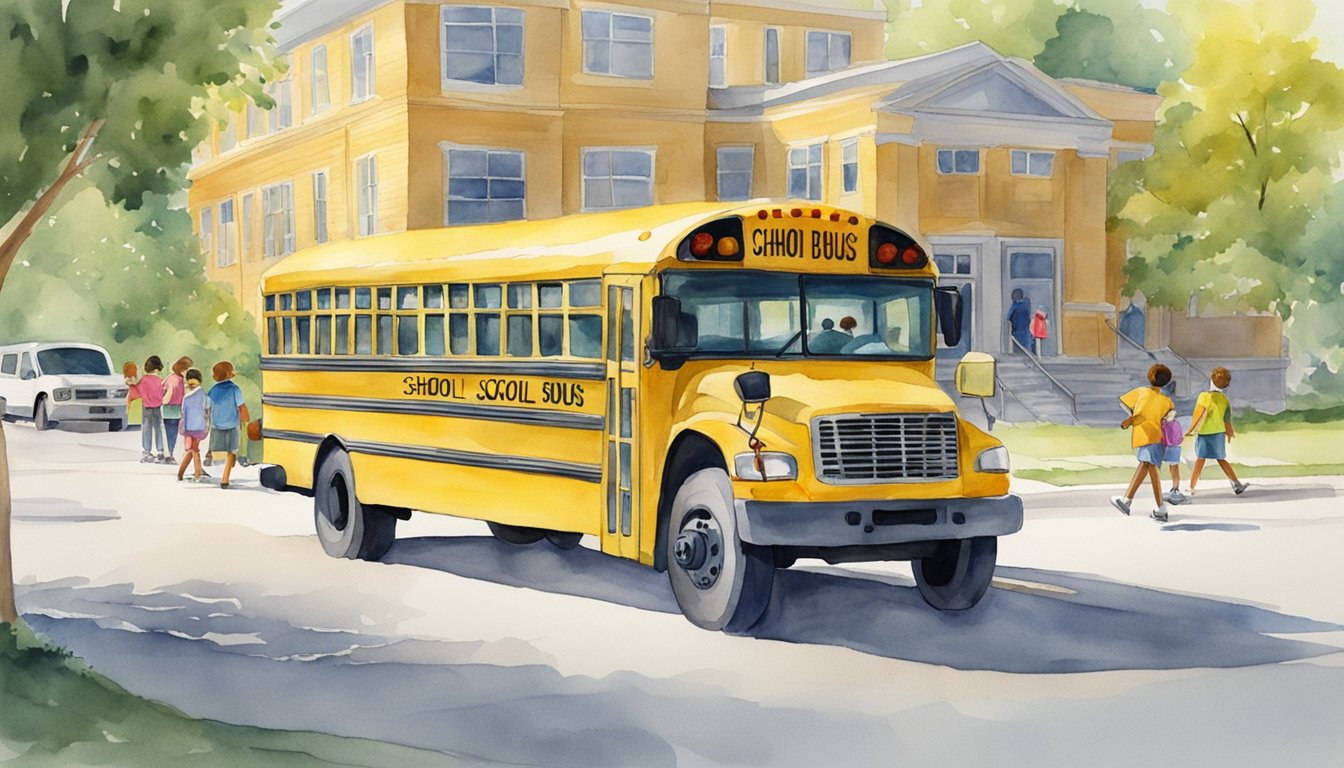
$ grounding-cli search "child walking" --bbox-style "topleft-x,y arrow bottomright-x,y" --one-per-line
1186,366 -> 1248,497
1161,408 -> 1189,505
206,361 -> 249,489
162,356 -> 192,466
176,369 -> 209,482
1111,364 -> 1175,522
135,356 -> 168,463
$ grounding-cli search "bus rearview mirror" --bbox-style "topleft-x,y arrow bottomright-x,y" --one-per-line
934,286 -> 964,347
733,371 -> 771,404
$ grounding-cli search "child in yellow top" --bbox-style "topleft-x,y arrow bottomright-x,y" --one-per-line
1111,364 -> 1175,521
1186,366 -> 1247,497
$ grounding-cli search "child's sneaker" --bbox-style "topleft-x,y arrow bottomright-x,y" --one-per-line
1232,481 -> 1249,495
139,453 -> 152,464
1109,496 -> 1132,516
164,455 -> 176,465
1164,489 -> 1188,505
1151,505 -> 1169,523
203,455 -> 213,467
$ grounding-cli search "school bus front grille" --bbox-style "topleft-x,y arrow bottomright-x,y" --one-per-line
812,413 -> 959,483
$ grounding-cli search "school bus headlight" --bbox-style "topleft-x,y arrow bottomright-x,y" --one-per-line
53,388 -> 74,402
975,446 -> 1011,474
734,452 -> 799,481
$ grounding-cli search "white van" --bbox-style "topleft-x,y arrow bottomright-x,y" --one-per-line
0,342 -> 129,431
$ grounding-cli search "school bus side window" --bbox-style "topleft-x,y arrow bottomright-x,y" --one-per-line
506,283 -> 534,357
396,286 -> 419,356
569,279 -> 603,359
354,287 -> 373,355
475,283 -> 502,355
424,284 -> 446,356
334,288 -> 352,354
314,288 -> 333,355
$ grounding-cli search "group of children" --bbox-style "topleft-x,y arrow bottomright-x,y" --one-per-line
124,356 -> 249,488
1113,364 -> 1248,522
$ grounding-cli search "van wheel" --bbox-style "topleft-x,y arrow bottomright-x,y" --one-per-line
666,468 -> 773,632
107,419 -> 125,432
313,449 -> 396,560
913,536 -> 997,611
487,521 -> 546,546
33,397 -> 52,431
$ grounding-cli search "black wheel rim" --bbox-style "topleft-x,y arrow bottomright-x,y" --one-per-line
674,511 -> 725,591
324,472 -> 350,531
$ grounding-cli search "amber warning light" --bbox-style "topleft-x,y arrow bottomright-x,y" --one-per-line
677,217 -> 745,261
868,224 -> 927,270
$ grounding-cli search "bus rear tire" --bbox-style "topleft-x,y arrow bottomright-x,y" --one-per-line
913,536 -> 997,611
666,468 -> 772,632
487,521 -> 546,546
314,449 -> 396,561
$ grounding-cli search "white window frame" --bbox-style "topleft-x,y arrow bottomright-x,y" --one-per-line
442,143 -> 527,225
246,101 -> 267,139
764,26 -> 780,86
350,24 -> 375,103
241,192 -> 255,262
310,44 -> 331,113
262,181 -> 296,259
200,206 -> 215,265
841,138 -> 859,193
268,76 -> 293,131
805,29 -> 851,75
716,146 -> 754,202
936,148 -> 980,175
787,142 -> 823,201
581,147 -> 655,212
355,153 -> 379,236
218,198 -> 237,267
219,113 -> 238,153
709,25 -> 726,89
581,10 -> 653,79
312,170 -> 329,244
441,6 -> 525,88
1011,149 -> 1054,177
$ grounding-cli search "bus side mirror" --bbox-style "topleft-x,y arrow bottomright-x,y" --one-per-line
733,370 -> 771,404
934,286 -> 963,347
649,296 -> 697,361
955,352 -> 997,398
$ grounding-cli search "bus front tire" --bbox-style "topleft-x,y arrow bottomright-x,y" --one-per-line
913,536 -> 997,611
487,521 -> 546,546
665,468 -> 772,632
314,449 -> 396,561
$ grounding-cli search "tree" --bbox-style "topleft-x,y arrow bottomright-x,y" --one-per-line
883,0 -> 1070,61
0,0 -> 281,624
1035,2 -> 1191,90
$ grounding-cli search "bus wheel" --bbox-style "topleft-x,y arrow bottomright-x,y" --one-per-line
487,521 -> 546,546
34,397 -> 53,431
313,449 -> 396,561
545,531 -> 583,550
665,468 -> 772,632
913,536 -> 997,611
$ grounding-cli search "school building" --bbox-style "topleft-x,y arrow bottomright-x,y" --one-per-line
186,0 -> 1286,411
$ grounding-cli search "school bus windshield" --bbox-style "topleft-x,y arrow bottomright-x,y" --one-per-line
661,271 -> 933,359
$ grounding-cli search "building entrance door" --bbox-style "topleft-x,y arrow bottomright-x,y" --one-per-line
1002,246 -> 1057,357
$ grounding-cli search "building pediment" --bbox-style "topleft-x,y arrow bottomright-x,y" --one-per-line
878,58 -> 1105,124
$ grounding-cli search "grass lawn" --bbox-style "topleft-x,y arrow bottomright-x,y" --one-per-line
2,622 -> 456,767
996,415 -> 1344,486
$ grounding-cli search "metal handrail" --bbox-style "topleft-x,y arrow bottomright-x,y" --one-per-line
1105,319 -> 1207,393
1105,320 -> 1156,359
1009,337 -> 1077,419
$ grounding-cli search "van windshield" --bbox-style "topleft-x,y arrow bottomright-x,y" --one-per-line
661,271 -> 933,359
36,348 -> 111,376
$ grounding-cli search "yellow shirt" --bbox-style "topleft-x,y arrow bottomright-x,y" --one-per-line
1194,390 -> 1231,435
1119,386 -> 1174,449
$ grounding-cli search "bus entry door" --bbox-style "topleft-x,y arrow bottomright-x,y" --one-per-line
602,276 -> 641,560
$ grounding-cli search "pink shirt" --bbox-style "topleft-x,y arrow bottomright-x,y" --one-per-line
138,373 -> 166,408
163,373 -> 185,406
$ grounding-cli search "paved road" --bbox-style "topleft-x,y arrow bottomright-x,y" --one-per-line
7,421 -> 1344,766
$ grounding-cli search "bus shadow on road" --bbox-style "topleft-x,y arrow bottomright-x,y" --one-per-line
388,536 -> 1343,674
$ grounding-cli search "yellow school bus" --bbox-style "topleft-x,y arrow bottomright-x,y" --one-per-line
257,201 -> 1021,631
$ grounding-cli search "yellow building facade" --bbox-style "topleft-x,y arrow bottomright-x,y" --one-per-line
188,0 -> 1170,361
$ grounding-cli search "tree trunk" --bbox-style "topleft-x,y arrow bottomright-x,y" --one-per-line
0,422 -> 16,624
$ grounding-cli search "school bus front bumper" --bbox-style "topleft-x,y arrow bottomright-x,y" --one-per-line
733,494 -> 1023,547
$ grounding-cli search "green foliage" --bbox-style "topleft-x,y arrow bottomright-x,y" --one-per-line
0,0 -> 282,226
1,622 -> 454,766
883,0 -> 1070,61
0,182 -> 261,405
1034,3 -> 1191,90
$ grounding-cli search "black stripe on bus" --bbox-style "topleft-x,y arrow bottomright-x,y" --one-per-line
262,393 -> 603,431
260,356 -> 606,380
259,428 -> 603,483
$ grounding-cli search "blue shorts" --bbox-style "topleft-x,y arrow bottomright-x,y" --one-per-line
1196,433 -> 1227,460
1163,445 -> 1182,464
1136,443 -> 1165,465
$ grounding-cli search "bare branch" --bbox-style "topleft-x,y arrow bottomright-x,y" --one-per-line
1235,112 -> 1257,155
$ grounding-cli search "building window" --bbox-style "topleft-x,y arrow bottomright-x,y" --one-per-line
934,253 -> 973,275
312,171 -> 329,244
787,143 -> 823,200
805,30 -> 850,75
246,102 -> 267,139
709,26 -> 726,88
764,27 -> 780,86
241,192 -> 255,262
356,154 -> 378,236
581,10 -> 653,79
218,199 -> 237,267
936,149 -> 980,175
841,139 -> 859,193
351,25 -> 375,103
442,6 -> 524,86
268,78 -> 293,131
582,148 -> 654,211
1117,148 -> 1151,166
445,147 -> 526,225
262,182 -> 295,258
716,146 -> 754,201
1011,149 -> 1054,177
311,44 -> 330,113
219,113 -> 237,153
200,206 -> 215,265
